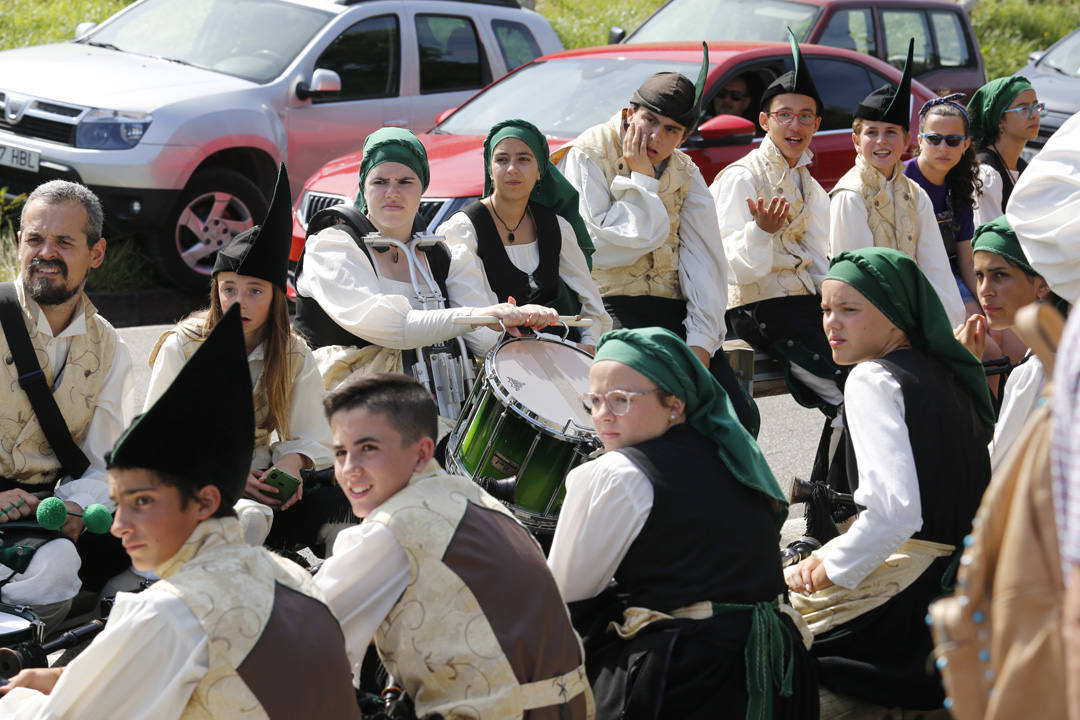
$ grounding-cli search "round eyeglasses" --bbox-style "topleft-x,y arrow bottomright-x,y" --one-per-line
1002,102 -> 1046,119
766,110 -> 818,126
919,132 -> 967,147
581,389 -> 661,416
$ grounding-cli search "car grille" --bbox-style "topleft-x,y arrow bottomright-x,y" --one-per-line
0,92 -> 82,146
418,199 -> 446,227
297,191 -> 348,229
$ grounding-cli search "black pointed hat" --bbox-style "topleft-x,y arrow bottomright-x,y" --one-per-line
107,305 -> 254,508
760,28 -> 823,114
630,42 -> 710,130
855,38 -> 915,130
212,162 -> 291,292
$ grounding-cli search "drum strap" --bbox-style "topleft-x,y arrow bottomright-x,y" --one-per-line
0,528 -> 65,578
0,283 -> 91,480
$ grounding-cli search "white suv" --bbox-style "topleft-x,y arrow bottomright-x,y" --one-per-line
0,0 -> 560,289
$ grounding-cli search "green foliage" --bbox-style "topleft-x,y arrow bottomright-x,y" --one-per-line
0,189 -> 26,283
536,0 -> 664,49
971,0 -> 1080,80
0,0 -> 130,49
84,235 -> 164,292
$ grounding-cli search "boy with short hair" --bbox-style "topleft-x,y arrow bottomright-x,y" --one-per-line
315,373 -> 592,719
0,306 -> 359,719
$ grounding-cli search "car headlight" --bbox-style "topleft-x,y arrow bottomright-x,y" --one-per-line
75,109 -> 152,149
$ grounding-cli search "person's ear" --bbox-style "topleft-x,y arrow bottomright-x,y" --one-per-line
89,238 -> 106,269
1034,276 -> 1051,301
194,484 -> 222,520
413,436 -> 435,472
759,111 -> 770,134
851,131 -> 860,151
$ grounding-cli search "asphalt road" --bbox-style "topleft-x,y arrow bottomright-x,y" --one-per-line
118,323 -> 821,532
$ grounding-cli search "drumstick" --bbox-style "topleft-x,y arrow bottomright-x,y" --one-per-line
453,315 -> 594,327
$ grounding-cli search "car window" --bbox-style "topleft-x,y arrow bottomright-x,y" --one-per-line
83,0 -> 332,83
1043,30 -> 1080,78
491,19 -> 542,71
929,11 -> 971,69
881,9 -> 932,75
435,58 -> 700,137
818,8 -> 876,55
805,56 -> 888,131
415,14 -> 491,94
314,15 -> 400,101
627,0 -> 820,44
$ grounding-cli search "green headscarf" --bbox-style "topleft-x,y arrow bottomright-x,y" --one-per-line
353,128 -> 430,213
594,327 -> 788,530
972,215 -> 1070,317
967,75 -> 1034,150
482,119 -> 595,269
825,248 -> 995,442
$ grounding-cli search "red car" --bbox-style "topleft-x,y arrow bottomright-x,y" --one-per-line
291,40 -> 935,260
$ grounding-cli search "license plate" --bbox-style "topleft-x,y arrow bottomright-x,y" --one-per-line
0,142 -> 40,172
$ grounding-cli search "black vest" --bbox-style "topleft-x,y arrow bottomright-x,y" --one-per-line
293,207 -> 450,350
613,424 -> 785,612
462,200 -> 562,306
841,349 -> 990,546
977,147 -> 1028,212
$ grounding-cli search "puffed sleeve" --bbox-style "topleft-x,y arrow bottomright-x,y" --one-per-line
554,216 -> 612,344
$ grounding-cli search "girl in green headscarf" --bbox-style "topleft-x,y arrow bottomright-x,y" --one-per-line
971,215 -> 1067,469
784,246 -> 991,710
968,76 -> 1043,227
547,327 -> 817,720
437,119 -> 612,350
294,127 -> 560,398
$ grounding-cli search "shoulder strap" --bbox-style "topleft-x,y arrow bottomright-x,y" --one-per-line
0,283 -> 91,480
305,204 -> 377,262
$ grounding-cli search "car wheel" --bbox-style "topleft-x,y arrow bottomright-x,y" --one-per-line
154,168 -> 268,291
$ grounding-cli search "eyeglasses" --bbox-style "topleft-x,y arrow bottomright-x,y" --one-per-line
1002,102 -> 1046,119
766,110 -> 818,126
920,132 -> 967,147
581,389 -> 661,416
715,88 -> 749,101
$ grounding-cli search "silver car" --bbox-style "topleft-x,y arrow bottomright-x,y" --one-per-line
0,0 -> 560,289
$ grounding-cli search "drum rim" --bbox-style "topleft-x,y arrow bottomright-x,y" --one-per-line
483,335 -> 597,442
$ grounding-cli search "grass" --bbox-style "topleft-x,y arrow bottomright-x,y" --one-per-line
0,0 -> 128,50
537,0 -> 663,49
970,0 -> 1080,80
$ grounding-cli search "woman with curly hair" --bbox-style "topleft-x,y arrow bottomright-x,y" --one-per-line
905,94 -> 983,318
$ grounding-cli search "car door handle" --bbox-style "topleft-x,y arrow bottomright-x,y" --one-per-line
382,119 -> 408,127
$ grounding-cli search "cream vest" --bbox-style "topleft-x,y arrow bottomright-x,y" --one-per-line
831,154 -> 921,259
155,518 -> 332,720
369,467 -> 593,719
0,284 -> 118,485
719,136 -> 822,307
149,320 -> 307,465
557,113 -> 694,299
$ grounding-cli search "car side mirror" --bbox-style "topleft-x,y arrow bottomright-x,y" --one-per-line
1028,49 -> 1047,65
434,106 -> 458,126
296,68 -> 342,101
74,22 -> 97,39
695,114 -> 756,145
609,26 -> 626,44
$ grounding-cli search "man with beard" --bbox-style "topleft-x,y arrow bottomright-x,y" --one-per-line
0,180 -> 133,630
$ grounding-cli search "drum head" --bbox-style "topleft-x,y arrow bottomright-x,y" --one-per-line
0,612 -> 30,634
490,337 -> 594,438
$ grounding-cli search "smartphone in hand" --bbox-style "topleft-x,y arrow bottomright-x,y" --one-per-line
263,468 -> 300,504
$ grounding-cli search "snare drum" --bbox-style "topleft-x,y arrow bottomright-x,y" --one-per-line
0,604 -> 44,648
449,336 -> 599,532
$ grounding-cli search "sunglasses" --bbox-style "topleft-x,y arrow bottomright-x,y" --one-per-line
1002,102 -> 1046,119
715,88 -> 749,101
920,132 -> 967,147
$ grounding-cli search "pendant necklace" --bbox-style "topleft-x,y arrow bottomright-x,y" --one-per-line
490,203 -> 529,244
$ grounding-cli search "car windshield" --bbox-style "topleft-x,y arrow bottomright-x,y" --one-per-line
79,0 -> 332,83
627,0 -> 820,44
1042,31 -> 1080,78
435,58 -> 702,138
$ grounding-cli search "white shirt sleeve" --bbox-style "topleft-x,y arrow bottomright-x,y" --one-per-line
143,331 -> 185,410
973,164 -> 1005,228
678,170 -> 729,352
315,522 -> 410,674
819,362 -> 923,590
557,148 -> 670,270
829,190 -> 876,257
443,242 -> 502,356
913,187 -> 966,327
712,166 -> 776,285
555,216 -> 613,344
0,589 -> 208,720
55,337 -> 134,511
804,181 -> 833,289
270,343 -> 334,469
1008,112 -> 1080,304
547,452 -> 654,603
989,355 -> 1046,471
295,226 -> 496,352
